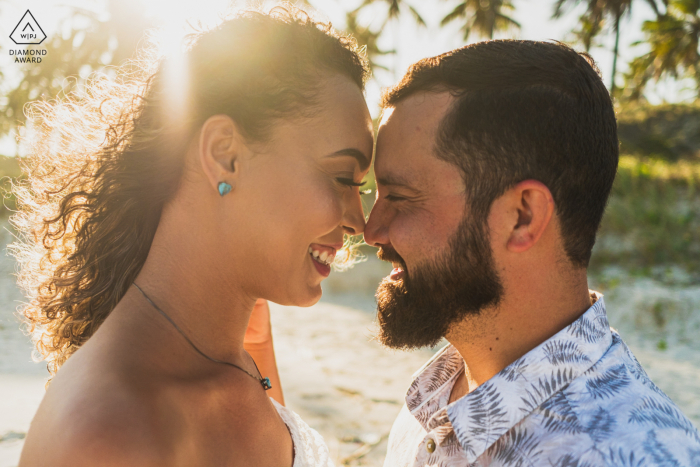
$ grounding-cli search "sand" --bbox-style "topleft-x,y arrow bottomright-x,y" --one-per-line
0,221 -> 698,466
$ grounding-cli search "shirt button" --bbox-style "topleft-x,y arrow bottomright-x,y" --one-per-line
426,439 -> 436,453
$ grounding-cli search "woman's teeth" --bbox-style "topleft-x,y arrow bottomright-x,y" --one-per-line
308,247 -> 335,266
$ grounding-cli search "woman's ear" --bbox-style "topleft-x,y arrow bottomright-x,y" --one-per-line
198,115 -> 247,195
505,180 -> 555,253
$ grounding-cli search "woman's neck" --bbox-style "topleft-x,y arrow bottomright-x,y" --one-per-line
120,209 -> 257,373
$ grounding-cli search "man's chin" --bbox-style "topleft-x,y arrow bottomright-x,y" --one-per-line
375,277 -> 449,350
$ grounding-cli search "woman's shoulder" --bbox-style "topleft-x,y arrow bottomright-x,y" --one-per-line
19,353 -> 167,466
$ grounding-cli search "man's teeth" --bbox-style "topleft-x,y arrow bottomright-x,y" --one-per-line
308,247 -> 335,266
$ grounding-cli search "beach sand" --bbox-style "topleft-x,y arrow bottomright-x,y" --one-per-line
1,224 -> 699,466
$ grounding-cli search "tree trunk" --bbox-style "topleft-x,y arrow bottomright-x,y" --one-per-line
611,13 -> 621,97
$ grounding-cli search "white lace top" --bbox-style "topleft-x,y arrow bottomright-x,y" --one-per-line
271,398 -> 334,467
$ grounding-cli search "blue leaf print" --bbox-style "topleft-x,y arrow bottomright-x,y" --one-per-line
464,381 -> 510,448
622,345 -> 678,402
425,354 -> 464,393
688,447 -> 700,465
629,397 -> 700,439
502,356 -> 528,382
643,430 -> 682,467
550,453 -> 582,466
434,425 -> 463,457
602,448 -> 646,467
584,407 -> 617,444
568,316 -> 606,343
487,425 -> 543,467
539,391 -> 582,435
427,409 -> 451,431
520,368 -> 576,413
623,345 -> 650,383
543,340 -> 592,366
549,454 -> 598,467
585,364 -> 630,399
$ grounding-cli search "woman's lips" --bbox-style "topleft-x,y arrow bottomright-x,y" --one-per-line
312,257 -> 331,277
308,243 -> 340,278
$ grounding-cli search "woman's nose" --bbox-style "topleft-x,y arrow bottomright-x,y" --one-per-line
341,192 -> 366,236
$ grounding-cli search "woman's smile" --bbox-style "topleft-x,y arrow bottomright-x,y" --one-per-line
308,243 -> 342,277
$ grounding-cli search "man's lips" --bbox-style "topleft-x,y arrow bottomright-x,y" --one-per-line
377,247 -> 407,281
389,266 -> 405,281
386,254 -> 407,281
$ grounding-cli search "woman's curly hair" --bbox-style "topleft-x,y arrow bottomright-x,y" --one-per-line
9,4 -> 369,377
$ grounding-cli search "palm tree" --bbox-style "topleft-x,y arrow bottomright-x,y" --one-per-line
440,0 -> 520,40
345,9 -> 396,72
353,0 -> 426,27
553,0 -> 662,96
569,12 -> 605,51
624,0 -> 700,99
346,0 -> 425,74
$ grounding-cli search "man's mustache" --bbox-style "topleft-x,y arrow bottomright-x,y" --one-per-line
377,246 -> 406,268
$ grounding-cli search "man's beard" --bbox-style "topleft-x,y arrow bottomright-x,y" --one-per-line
375,213 -> 504,350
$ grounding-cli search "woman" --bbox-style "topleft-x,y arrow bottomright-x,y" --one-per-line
12,5 -> 372,466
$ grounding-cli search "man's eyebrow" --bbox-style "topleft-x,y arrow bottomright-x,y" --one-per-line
376,174 -> 419,192
324,148 -> 371,171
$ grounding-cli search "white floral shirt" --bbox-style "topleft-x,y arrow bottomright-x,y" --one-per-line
384,293 -> 700,467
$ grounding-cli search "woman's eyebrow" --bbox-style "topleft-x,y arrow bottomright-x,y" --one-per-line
324,148 -> 371,171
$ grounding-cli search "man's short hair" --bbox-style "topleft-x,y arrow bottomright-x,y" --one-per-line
381,40 -> 618,268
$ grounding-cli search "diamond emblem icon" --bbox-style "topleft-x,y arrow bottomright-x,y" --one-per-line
10,10 -> 46,45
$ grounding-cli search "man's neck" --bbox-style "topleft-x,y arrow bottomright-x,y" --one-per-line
447,270 -> 592,403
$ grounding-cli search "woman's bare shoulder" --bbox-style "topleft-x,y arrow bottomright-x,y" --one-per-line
19,356 -> 167,466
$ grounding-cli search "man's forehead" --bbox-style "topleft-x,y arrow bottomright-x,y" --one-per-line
374,92 -> 454,190
378,91 -> 455,133
375,91 -> 455,174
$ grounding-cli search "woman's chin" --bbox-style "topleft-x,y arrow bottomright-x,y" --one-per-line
298,285 -> 323,307
273,284 -> 323,308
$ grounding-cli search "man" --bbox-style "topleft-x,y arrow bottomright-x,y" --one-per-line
365,40 -> 700,466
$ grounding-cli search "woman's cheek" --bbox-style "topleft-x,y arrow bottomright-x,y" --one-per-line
306,183 -> 345,233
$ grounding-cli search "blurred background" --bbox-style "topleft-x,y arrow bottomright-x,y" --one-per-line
0,0 -> 699,465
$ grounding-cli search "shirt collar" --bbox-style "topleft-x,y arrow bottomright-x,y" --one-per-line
406,292 -> 613,464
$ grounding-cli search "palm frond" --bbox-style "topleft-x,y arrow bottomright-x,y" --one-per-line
408,5 -> 426,27
441,3 -> 468,27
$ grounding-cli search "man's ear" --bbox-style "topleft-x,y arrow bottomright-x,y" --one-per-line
198,115 -> 247,194
505,180 -> 555,253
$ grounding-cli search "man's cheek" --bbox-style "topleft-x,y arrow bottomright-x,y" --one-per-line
391,219 -> 426,262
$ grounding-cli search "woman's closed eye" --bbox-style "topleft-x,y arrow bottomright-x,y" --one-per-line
336,177 -> 366,188
336,177 -> 372,195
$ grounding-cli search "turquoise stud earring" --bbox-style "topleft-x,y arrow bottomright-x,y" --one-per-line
218,182 -> 232,197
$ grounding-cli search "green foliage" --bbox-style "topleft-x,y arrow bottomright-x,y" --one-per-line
552,0 -> 662,93
591,154 -> 700,278
623,0 -> 700,100
616,102 -> 700,161
0,0 -> 153,138
440,0 -> 520,40
345,9 -> 396,73
346,0 -> 425,73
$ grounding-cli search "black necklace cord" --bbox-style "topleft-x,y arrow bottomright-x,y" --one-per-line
132,282 -> 272,391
